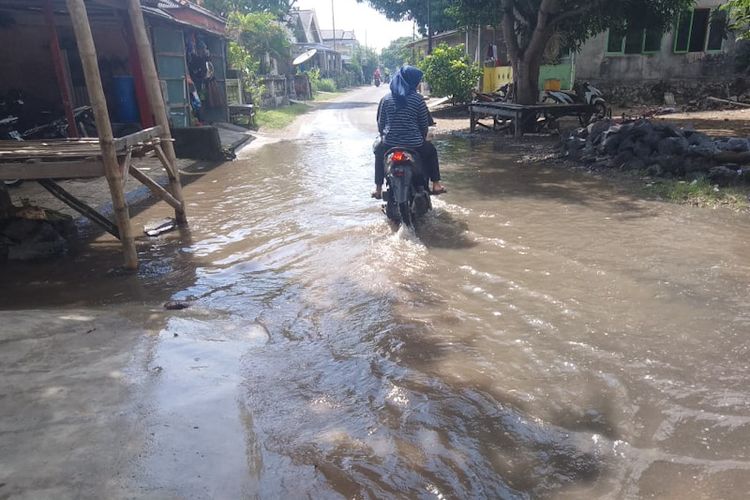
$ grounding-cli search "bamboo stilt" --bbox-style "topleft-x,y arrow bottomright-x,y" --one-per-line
126,0 -> 187,225
66,0 -> 138,269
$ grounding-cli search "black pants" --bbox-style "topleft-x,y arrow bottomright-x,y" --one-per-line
374,141 -> 441,186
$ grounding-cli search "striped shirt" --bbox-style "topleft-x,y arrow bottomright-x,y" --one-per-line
377,93 -> 429,148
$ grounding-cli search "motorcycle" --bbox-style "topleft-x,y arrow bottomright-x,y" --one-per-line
543,81 -> 608,125
381,147 -> 432,228
22,106 -> 97,140
374,75 -> 381,87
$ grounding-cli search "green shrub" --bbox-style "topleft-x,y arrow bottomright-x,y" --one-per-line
334,70 -> 356,89
306,67 -> 321,89
419,43 -> 481,104
317,78 -> 337,92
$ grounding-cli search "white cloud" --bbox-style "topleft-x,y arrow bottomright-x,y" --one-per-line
295,0 -> 415,51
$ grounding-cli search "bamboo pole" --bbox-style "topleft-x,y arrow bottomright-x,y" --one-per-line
66,0 -> 138,269
126,0 -> 187,225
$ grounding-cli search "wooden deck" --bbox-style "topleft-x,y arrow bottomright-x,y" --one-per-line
0,126 -> 184,239
469,102 -> 595,137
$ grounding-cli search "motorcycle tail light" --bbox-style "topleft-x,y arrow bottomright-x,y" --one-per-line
391,151 -> 411,164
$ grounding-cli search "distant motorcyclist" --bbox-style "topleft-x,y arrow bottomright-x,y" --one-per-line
371,65 -> 444,200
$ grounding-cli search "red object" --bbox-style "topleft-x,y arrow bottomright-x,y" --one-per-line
123,14 -> 155,128
392,151 -> 407,163
44,0 -> 78,138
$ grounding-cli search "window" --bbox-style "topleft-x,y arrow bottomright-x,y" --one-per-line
606,27 -> 663,55
644,28 -> 664,53
674,8 -> 726,53
707,10 -> 728,51
607,29 -> 626,54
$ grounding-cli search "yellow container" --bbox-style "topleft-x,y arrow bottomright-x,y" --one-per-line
544,79 -> 561,91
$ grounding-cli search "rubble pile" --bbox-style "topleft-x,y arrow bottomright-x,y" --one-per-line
596,79 -> 749,109
560,119 -> 750,186
0,207 -> 76,262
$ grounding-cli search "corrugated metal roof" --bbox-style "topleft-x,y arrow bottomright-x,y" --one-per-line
321,29 -> 356,41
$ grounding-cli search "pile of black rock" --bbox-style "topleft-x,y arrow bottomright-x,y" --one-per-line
0,208 -> 76,262
559,119 -> 750,186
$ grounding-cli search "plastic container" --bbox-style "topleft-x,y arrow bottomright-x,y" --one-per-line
544,79 -> 562,91
112,75 -> 140,123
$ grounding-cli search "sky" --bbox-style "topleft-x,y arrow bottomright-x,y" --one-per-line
295,0 -> 415,51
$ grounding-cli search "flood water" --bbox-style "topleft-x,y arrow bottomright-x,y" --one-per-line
3,87 -> 750,498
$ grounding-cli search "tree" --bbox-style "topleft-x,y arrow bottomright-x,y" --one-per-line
353,45 -> 380,83
366,0 -> 695,104
359,0 -> 460,35
203,0 -> 295,18
226,12 -> 291,106
380,36 -> 414,71
419,44 -> 482,103
724,0 -> 750,40
228,11 -> 290,74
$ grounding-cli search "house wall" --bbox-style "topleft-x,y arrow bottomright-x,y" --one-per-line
575,0 -> 741,103
0,12 -> 130,114
408,27 -> 505,64
323,39 -> 356,60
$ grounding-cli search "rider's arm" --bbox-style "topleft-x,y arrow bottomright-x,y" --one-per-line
417,99 -> 430,139
377,98 -> 387,135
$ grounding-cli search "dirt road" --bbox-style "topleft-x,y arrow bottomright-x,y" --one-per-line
2,86 -> 750,499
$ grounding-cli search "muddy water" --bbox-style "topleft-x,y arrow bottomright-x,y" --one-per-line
5,87 -> 750,498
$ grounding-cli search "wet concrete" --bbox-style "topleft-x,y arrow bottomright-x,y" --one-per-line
2,86 -> 750,498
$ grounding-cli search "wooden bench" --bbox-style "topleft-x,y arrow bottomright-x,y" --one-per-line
469,102 -> 596,137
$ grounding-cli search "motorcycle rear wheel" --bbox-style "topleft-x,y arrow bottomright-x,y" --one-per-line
398,201 -> 412,227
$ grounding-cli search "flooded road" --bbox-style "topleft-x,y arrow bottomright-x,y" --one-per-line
2,86 -> 750,498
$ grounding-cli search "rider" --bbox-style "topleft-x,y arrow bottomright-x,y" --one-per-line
372,65 -> 445,199
373,67 -> 382,83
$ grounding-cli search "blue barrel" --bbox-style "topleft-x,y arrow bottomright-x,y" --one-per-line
112,75 -> 140,123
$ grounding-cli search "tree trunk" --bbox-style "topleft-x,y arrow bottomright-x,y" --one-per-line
513,57 -> 541,105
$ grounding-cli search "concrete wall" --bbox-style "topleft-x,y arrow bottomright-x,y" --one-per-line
576,0 -> 739,85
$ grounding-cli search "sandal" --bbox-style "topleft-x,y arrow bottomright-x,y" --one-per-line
431,187 -> 447,195
371,190 -> 383,200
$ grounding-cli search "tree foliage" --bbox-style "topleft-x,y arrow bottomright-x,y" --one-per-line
361,0 -> 460,34
419,44 -> 481,103
203,0 -> 295,18
226,12 -> 291,107
228,11 -> 290,74
724,0 -> 750,40
353,45 -> 380,83
380,36 -> 414,71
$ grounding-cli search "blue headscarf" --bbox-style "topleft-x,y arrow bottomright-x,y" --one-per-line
390,65 -> 423,108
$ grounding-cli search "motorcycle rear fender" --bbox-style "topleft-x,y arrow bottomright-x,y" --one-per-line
388,167 -> 412,204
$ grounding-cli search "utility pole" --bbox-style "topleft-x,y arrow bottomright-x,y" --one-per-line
331,0 -> 336,53
427,0 -> 433,54
412,20 -> 416,64
331,0 -> 337,72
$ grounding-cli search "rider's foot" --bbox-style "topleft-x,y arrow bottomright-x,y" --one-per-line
371,187 -> 383,199
431,182 -> 447,195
